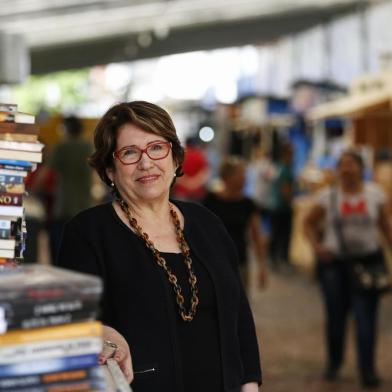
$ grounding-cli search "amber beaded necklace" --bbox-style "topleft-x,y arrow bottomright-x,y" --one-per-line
116,197 -> 199,322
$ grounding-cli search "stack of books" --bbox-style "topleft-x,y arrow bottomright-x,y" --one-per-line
0,264 -> 107,391
0,103 -> 44,263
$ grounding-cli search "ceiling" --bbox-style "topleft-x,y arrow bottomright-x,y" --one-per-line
0,0 -> 374,74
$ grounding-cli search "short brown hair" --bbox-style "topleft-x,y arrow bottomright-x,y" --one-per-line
89,101 -> 184,185
219,156 -> 245,180
337,149 -> 365,171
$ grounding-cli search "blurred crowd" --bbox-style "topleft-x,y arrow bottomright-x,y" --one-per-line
22,113 -> 392,390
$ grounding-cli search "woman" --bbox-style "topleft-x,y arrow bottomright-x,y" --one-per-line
55,101 -> 262,392
304,150 -> 392,388
203,156 -> 267,289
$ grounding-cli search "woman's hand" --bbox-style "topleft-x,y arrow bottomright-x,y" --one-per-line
241,382 -> 260,391
100,325 -> 133,383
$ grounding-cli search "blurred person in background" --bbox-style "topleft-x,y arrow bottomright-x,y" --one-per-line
248,146 -> 276,238
269,142 -> 294,271
203,156 -> 268,290
172,136 -> 210,202
33,116 -> 93,262
304,149 -> 392,388
55,101 -> 262,392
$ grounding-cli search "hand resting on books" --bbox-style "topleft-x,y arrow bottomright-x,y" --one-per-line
99,325 -> 133,384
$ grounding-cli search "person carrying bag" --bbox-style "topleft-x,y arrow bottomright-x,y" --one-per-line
304,149 -> 392,389
331,188 -> 391,294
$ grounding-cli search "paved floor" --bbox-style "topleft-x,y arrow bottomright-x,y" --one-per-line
249,271 -> 392,392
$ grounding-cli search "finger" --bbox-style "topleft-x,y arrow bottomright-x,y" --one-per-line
120,356 -> 134,383
113,346 -> 127,363
99,345 -> 117,364
115,350 -> 133,383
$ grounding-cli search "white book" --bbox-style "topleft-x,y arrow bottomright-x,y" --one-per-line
0,104 -> 17,113
0,111 -> 35,124
0,336 -> 102,364
0,239 -> 15,249
0,141 -> 44,152
0,149 -> 42,163
0,248 -> 14,258
0,205 -> 24,218
0,220 -> 11,229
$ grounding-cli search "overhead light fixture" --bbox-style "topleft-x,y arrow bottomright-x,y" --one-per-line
137,32 -> 153,48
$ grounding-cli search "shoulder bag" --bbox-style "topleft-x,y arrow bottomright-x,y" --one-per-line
331,188 -> 391,294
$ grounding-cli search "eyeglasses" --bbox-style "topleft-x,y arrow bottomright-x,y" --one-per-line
113,141 -> 172,165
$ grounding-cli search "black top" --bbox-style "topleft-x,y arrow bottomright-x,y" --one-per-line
203,192 -> 258,264
56,201 -> 261,392
162,252 -> 223,392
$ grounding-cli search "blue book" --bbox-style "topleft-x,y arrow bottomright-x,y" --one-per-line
0,160 -> 33,168
0,354 -> 99,377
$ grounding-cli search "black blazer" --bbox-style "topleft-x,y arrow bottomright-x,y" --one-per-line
56,200 -> 262,392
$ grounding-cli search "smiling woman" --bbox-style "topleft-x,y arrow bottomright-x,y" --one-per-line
55,101 -> 262,392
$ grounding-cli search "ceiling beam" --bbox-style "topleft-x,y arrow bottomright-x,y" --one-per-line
30,2 -> 363,74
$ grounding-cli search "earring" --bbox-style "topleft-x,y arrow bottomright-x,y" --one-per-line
173,173 -> 176,177
110,181 -> 115,187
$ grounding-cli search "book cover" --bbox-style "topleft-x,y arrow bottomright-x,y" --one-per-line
0,353 -> 99,377
0,320 -> 102,345
0,149 -> 42,163
0,336 -> 102,364
0,193 -> 23,206
0,141 -> 44,153
0,265 -> 102,302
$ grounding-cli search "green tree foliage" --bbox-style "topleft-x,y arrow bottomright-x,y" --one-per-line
12,69 -> 89,115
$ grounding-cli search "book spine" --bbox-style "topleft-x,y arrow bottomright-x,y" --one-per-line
0,105 -> 17,113
0,285 -> 101,302
0,354 -> 99,377
4,309 -> 98,332
0,175 -> 25,185
0,123 -> 39,135
0,321 -> 102,346
0,336 -> 102,364
0,134 -> 38,143
1,296 -> 98,317
0,173 -> 24,184
0,249 -> 14,258
0,160 -> 34,172
0,193 -> 23,206
0,141 -> 43,152
0,184 -> 25,194
0,150 -> 42,164
0,367 -> 104,389
0,229 -> 11,239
